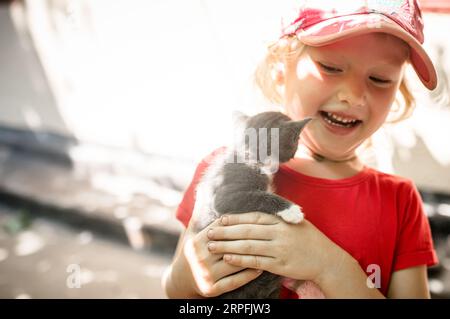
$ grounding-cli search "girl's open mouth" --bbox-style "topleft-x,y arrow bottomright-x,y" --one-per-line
319,111 -> 362,128
318,111 -> 363,136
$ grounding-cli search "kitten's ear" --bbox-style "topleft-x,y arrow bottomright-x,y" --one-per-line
232,110 -> 249,127
283,117 -> 313,134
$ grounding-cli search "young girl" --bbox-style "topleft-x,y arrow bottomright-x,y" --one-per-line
162,0 -> 439,298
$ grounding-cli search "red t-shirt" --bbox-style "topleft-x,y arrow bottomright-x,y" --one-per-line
176,147 -> 438,298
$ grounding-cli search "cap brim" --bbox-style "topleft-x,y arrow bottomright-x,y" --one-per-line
295,13 -> 437,90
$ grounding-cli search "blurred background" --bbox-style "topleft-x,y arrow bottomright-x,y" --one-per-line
0,0 -> 449,299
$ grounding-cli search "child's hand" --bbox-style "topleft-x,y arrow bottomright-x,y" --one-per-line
182,218 -> 264,297
206,212 -> 345,284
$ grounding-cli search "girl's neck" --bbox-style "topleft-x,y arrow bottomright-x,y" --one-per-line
286,144 -> 365,180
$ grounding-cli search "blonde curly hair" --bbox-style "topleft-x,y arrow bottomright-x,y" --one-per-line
254,35 -> 416,124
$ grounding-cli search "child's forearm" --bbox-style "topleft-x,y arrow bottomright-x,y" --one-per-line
315,249 -> 385,299
162,256 -> 204,299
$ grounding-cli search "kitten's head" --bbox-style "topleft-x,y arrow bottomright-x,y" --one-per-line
233,111 -> 312,165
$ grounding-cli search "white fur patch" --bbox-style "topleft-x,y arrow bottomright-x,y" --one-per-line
276,205 -> 304,224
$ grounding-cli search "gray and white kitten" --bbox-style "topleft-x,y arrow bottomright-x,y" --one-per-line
191,111 -> 312,299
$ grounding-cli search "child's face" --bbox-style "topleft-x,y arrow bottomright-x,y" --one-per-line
282,33 -> 409,161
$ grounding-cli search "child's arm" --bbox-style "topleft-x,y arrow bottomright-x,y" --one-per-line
312,254 -> 385,298
310,258 -> 430,298
162,229 -> 203,298
161,219 -> 263,298
387,266 -> 430,298
207,212 -> 432,298
318,262 -> 431,298
214,213 -> 385,298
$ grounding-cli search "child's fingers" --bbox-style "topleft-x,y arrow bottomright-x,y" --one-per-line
210,260 -> 245,282
207,224 -> 273,240
223,254 -> 275,273
208,239 -> 273,257
220,212 -> 279,226
185,219 -> 226,263
197,218 -> 224,243
187,218 -> 222,241
211,268 -> 263,297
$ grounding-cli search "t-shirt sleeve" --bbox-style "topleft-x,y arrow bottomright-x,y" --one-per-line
175,147 -> 226,228
392,180 -> 439,271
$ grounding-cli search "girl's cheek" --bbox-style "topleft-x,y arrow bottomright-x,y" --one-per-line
285,80 -> 328,120
287,93 -> 304,119
296,59 -> 323,81
285,60 -> 337,118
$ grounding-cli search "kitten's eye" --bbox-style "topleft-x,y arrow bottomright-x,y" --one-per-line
318,62 -> 342,73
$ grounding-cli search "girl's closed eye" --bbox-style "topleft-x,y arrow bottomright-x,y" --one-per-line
318,61 -> 393,86
369,76 -> 392,85
317,62 -> 342,73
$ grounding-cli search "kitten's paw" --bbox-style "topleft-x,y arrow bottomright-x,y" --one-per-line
276,205 -> 304,224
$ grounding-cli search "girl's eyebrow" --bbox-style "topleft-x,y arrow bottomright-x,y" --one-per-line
307,50 -> 347,65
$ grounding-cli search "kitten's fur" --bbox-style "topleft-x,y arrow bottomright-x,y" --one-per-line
191,111 -> 312,299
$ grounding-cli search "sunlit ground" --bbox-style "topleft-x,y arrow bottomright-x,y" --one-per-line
0,204 -> 170,298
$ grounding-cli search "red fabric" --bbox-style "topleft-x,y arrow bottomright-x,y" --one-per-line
176,147 -> 438,298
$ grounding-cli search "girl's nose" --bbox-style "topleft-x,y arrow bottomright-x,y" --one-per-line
337,76 -> 367,108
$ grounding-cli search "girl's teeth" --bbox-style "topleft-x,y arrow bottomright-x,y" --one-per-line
324,117 -> 345,127
327,112 -> 357,123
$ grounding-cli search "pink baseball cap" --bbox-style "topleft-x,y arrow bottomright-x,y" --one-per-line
281,0 -> 437,90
